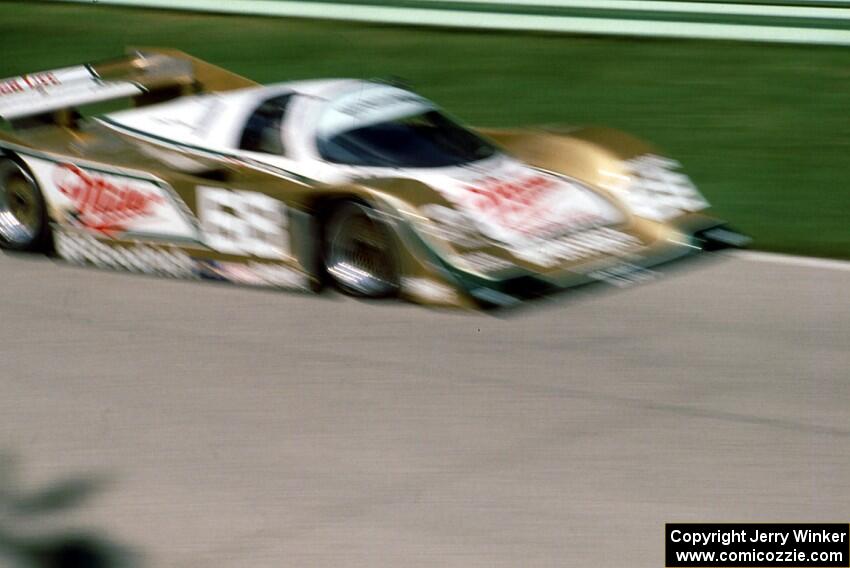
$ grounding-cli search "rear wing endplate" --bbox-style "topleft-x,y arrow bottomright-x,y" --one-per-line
0,64 -> 145,121
0,49 -> 257,125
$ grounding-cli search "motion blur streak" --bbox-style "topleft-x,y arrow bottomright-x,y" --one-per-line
0,251 -> 847,566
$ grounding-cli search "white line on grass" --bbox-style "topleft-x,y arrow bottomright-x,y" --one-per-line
733,251 -> 850,272
49,0 -> 850,46
414,0 -> 850,21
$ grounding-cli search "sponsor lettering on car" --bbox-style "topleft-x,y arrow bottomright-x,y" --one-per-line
601,154 -> 709,222
511,227 -> 642,268
55,228 -> 196,278
53,163 -> 165,234
457,252 -> 515,274
462,172 -> 615,239
197,260 -> 310,290
0,73 -> 61,96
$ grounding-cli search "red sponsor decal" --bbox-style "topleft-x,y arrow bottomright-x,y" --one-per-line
0,79 -> 24,96
460,173 -> 607,237
53,164 -> 163,234
0,73 -> 60,97
462,174 -> 560,233
22,72 -> 60,90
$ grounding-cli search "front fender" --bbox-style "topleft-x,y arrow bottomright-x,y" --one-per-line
476,125 -> 660,192
303,178 -> 482,308
480,125 -> 715,232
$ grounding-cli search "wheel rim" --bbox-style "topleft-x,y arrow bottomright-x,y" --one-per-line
0,162 -> 42,246
325,204 -> 397,297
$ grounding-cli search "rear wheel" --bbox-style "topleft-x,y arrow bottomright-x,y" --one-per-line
0,158 -> 50,252
322,201 -> 399,298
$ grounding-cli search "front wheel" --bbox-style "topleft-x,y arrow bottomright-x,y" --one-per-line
0,158 -> 51,252
322,201 -> 399,298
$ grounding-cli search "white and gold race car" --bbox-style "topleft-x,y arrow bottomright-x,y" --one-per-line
0,49 -> 747,308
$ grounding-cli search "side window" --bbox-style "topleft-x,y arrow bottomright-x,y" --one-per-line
239,94 -> 292,156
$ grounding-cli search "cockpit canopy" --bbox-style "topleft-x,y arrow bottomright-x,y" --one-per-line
316,83 -> 496,168
239,82 -> 497,168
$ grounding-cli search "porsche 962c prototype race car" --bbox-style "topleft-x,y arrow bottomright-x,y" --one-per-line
0,50 -> 747,308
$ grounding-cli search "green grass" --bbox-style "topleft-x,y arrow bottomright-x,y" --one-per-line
1,1 -> 848,258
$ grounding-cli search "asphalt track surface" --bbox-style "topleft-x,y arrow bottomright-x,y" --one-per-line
0,250 -> 848,567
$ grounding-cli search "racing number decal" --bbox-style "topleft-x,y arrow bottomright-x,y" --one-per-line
197,186 -> 289,259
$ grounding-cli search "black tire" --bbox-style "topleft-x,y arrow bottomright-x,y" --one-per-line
321,200 -> 400,298
0,158 -> 51,252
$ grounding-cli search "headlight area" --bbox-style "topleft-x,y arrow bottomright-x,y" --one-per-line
401,204 -> 522,279
602,154 -> 710,223
388,205 -> 523,308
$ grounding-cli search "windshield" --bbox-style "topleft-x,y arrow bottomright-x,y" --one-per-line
316,84 -> 496,168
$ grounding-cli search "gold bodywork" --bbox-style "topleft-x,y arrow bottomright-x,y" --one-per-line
0,49 -> 741,309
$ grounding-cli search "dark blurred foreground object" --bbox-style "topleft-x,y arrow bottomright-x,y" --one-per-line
0,456 -> 137,568
3,535 -> 133,568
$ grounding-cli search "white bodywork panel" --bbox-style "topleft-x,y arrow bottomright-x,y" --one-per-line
102,79 -> 707,256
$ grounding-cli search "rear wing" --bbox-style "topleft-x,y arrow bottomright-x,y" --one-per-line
0,48 -> 257,127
